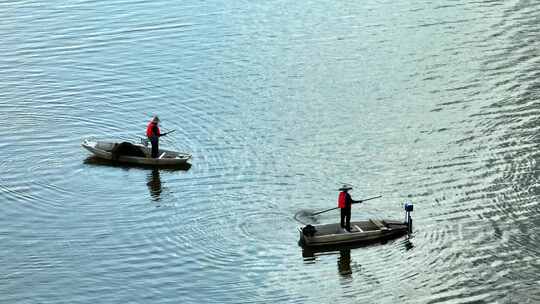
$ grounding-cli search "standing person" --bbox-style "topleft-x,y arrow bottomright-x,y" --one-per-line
338,185 -> 362,232
146,116 -> 163,158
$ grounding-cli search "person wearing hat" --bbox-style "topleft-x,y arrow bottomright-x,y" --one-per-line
338,185 -> 362,232
146,116 -> 163,158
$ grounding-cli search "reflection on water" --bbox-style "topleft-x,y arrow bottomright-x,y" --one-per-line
337,249 -> 352,277
303,237 -> 414,280
83,156 -> 191,204
402,238 -> 414,251
147,169 -> 162,201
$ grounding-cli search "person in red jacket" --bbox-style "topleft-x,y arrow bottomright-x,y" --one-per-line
146,116 -> 163,158
338,185 -> 362,232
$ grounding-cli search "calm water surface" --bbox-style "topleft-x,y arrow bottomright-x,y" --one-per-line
1,0 -> 539,303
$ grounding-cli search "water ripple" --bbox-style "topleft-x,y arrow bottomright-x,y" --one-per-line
2,0 -> 540,303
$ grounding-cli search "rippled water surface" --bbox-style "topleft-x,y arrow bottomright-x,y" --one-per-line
1,0 -> 539,303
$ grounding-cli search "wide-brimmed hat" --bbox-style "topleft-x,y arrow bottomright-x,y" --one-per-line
339,184 -> 353,191
152,116 -> 160,123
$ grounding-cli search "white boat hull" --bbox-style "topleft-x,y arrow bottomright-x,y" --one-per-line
82,140 -> 191,166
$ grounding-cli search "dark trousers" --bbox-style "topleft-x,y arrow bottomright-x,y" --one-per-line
150,137 -> 159,158
340,207 -> 351,231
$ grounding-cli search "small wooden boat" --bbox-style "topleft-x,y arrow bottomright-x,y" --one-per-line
82,139 -> 191,166
299,219 -> 409,247
299,203 -> 413,247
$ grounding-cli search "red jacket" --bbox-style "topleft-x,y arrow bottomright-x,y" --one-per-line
146,122 -> 161,138
338,192 -> 346,208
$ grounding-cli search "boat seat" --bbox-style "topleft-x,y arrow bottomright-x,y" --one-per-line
370,219 -> 388,230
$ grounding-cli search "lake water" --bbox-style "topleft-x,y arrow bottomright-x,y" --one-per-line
1,0 -> 539,303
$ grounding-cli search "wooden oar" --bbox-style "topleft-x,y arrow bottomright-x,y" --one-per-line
311,195 -> 382,216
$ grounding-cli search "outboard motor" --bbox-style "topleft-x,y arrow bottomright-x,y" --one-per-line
302,225 -> 317,237
404,202 -> 413,233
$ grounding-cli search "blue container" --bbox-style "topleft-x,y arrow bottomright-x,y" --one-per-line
404,202 -> 414,212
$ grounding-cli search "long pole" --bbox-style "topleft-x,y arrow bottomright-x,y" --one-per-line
311,195 -> 382,216
162,129 -> 176,136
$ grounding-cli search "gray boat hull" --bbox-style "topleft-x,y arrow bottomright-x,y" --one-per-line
299,219 -> 408,247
